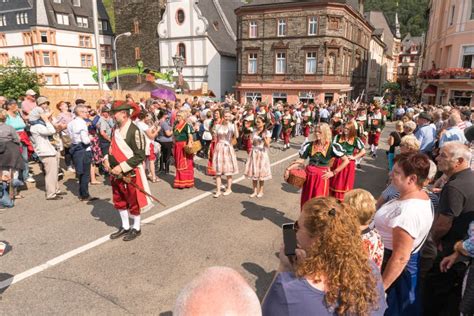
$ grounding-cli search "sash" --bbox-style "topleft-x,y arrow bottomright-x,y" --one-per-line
110,129 -> 153,212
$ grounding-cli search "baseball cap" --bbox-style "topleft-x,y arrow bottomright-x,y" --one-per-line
25,89 -> 37,96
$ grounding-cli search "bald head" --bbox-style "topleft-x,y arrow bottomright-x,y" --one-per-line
174,267 -> 261,316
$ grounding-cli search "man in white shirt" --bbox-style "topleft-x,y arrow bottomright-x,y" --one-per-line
67,105 -> 96,202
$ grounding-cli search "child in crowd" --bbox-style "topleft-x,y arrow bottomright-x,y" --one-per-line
344,188 -> 384,269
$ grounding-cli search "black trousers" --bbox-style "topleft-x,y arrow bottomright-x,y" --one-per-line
423,255 -> 467,316
158,141 -> 173,174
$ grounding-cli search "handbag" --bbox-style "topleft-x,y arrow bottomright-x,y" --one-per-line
60,133 -> 72,148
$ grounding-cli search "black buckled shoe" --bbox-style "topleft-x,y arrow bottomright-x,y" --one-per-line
123,228 -> 141,241
110,228 -> 130,240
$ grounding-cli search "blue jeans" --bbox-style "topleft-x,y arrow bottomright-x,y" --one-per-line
272,124 -> 282,140
388,152 -> 395,171
20,143 -> 29,181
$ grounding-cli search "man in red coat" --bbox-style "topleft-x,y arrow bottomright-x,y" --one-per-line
103,101 -> 152,241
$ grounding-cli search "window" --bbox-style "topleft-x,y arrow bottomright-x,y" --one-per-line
43,52 -> 51,66
0,53 -> 8,66
249,21 -> 257,38
41,31 -> 48,43
135,47 -> 141,60
462,45 -> 474,68
471,0 -> 474,20
248,53 -> 257,74
246,92 -> 262,102
277,19 -> 286,37
275,52 -> 286,74
308,17 -> 318,35
98,20 -> 108,31
73,0 -> 80,6
56,13 -> 69,25
81,54 -> 93,67
16,12 -> 28,25
23,32 -> 32,44
0,14 -> 5,27
42,74 -> 60,85
306,52 -> 317,74
101,45 -> 112,59
134,20 -> 140,34
76,16 -> 88,28
449,5 -> 455,26
178,43 -> 186,61
176,9 -> 185,24
79,35 -> 91,47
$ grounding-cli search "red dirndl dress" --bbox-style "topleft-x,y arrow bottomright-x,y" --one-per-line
300,164 -> 330,209
174,141 -> 194,188
207,140 -> 216,176
330,158 -> 355,201
303,125 -> 311,137
242,133 -> 253,154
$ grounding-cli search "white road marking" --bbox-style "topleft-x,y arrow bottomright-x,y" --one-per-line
0,152 -> 299,291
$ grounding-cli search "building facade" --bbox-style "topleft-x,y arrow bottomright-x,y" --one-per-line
157,0 -> 241,100
398,33 -> 424,98
421,0 -> 474,107
365,31 -> 386,100
0,0 -> 113,89
113,0 -> 165,90
234,0 -> 373,106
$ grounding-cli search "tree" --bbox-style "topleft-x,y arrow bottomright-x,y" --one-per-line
0,57 -> 43,100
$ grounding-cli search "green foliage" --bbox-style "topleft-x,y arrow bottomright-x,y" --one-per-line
0,58 -> 43,100
365,0 -> 429,37
103,0 -> 115,32
382,81 -> 400,93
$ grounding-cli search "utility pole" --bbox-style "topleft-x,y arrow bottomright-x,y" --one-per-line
92,0 -> 103,91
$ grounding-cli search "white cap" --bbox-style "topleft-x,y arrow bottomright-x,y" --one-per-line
25,89 -> 36,96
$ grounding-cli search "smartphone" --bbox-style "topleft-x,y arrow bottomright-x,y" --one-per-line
282,223 -> 297,256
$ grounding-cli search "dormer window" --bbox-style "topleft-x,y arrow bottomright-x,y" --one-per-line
176,9 -> 185,25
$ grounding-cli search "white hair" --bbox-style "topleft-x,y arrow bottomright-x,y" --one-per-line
428,160 -> 437,180
174,267 -> 261,316
444,142 -> 471,163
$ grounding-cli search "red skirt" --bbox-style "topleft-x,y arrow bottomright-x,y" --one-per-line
330,158 -> 355,201
303,125 -> 310,137
207,140 -> 216,176
283,129 -> 291,144
242,134 -> 252,154
174,141 -> 194,188
148,143 -> 156,161
300,165 -> 330,210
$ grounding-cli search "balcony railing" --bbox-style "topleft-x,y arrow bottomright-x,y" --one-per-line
419,68 -> 474,79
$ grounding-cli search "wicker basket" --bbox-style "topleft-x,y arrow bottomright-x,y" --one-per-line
184,140 -> 202,155
284,167 -> 307,189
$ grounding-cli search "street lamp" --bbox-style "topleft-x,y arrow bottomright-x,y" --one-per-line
113,31 -> 132,90
172,54 -> 185,92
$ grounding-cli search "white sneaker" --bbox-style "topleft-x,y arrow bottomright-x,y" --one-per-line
25,177 -> 36,183
67,167 -> 75,172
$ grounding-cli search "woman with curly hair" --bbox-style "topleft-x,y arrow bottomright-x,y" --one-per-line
262,196 -> 387,316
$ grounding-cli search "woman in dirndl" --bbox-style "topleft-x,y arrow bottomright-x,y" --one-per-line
244,115 -> 272,198
173,111 -> 194,189
330,120 -> 365,200
207,109 -> 222,176
213,110 -> 239,198
294,123 -> 349,209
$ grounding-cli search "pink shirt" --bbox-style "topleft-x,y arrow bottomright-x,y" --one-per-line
21,99 -> 37,115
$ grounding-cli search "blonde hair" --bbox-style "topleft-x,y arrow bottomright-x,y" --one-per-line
315,123 -> 332,145
395,121 -> 404,132
344,189 -> 376,225
400,135 -> 421,151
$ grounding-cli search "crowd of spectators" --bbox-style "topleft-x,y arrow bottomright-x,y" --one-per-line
1,88 -> 474,315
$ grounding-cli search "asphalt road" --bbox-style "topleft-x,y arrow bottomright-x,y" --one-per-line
0,125 -> 392,315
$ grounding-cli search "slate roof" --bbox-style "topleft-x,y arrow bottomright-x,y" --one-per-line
364,11 -> 395,57
0,0 -> 112,35
197,0 -> 242,57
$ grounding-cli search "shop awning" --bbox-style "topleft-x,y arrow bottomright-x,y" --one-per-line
423,85 -> 437,95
